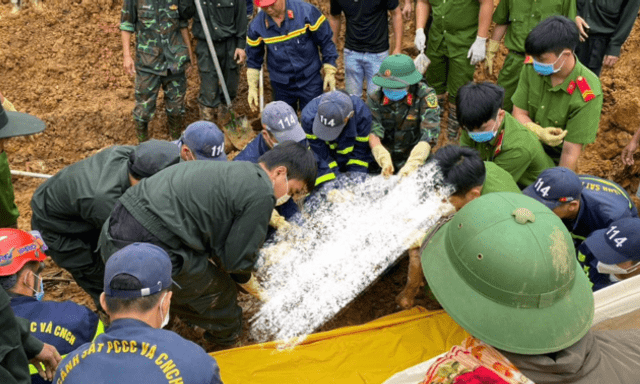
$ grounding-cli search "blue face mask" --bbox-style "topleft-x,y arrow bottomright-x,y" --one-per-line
30,273 -> 44,301
468,118 -> 500,143
532,52 -> 567,76
383,88 -> 408,101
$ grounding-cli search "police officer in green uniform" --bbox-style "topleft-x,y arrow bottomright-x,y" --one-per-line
367,54 -> 440,178
181,0 -> 247,124
414,0 -> 493,141
512,15 -> 602,171
486,0 -> 576,112
121,0 -> 194,142
457,82 -> 554,188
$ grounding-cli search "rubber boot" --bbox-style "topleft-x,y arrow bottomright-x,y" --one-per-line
135,120 -> 149,143
167,114 -> 184,140
447,103 -> 460,142
199,104 -> 216,122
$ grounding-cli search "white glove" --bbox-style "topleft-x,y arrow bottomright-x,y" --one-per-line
414,28 -> 426,52
467,36 -> 487,65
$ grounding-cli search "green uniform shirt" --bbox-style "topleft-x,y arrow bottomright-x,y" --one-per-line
120,0 -> 191,75
119,161 -> 275,274
481,161 -> 521,195
0,151 -> 19,227
428,0 -> 480,56
461,112 -> 555,188
512,57 -> 603,162
493,0 -> 576,53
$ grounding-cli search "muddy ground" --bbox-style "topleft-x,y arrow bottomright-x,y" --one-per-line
1,0 -> 639,351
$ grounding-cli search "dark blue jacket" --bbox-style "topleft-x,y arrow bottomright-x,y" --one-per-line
568,176 -> 638,245
302,94 -> 373,187
577,241 -> 614,292
52,318 -> 221,384
246,0 -> 338,87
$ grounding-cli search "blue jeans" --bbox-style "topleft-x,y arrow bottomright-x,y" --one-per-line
344,48 -> 388,97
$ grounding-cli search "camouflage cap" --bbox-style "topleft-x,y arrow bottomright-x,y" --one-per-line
372,54 -> 423,89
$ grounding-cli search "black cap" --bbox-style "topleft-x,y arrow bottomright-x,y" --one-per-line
128,139 -> 181,179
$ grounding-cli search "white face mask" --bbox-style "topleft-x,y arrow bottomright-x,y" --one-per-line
159,292 -> 170,328
275,175 -> 291,206
596,261 -> 640,275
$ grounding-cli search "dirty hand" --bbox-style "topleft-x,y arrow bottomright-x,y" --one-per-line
327,188 -> 355,203
414,28 -> 426,52
603,55 -> 619,68
123,55 -> 136,77
467,36 -> 487,65
401,1 -> 411,20
622,140 -> 638,166
524,122 -> 567,147
31,343 -> 62,382
575,16 -> 590,42
399,141 -> 431,177
269,209 -> 292,232
485,39 -> 500,75
247,68 -> 261,112
234,48 -> 247,65
372,145 -> 394,177
323,63 -> 337,91
239,274 -> 268,301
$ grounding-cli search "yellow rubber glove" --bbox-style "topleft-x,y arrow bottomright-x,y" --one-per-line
1,97 -> 17,112
239,274 -> 268,301
524,122 -> 568,147
398,141 -> 431,177
372,145 -> 394,178
247,68 -> 260,112
485,39 -> 500,75
269,209 -> 291,232
323,63 -> 337,91
327,189 -> 355,203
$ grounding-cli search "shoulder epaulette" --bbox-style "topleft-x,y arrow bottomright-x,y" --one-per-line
567,81 -> 576,95
576,76 -> 595,102
406,94 -> 413,106
524,56 -> 533,64
493,131 -> 505,158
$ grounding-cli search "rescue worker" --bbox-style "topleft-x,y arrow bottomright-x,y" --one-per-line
367,54 -> 440,177
120,0 -> 194,142
523,167 -> 638,247
53,243 -> 222,384
302,90 -> 374,189
246,0 -> 339,112
181,0 -> 247,125
98,142 -> 317,345
485,0 -> 577,112
30,140 -> 181,306
0,229 -> 103,384
578,218 -> 640,291
328,0 -> 403,96
0,97 -> 45,229
414,0 -> 493,141
421,192 -> 640,383
396,145 -> 521,309
234,101 -> 307,231
174,121 -> 227,161
457,82 -> 555,188
512,15 -> 603,171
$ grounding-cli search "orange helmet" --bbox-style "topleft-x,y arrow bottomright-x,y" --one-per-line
0,229 -> 47,276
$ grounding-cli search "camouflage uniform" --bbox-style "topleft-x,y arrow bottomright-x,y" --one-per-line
367,81 -> 440,171
120,0 -> 191,137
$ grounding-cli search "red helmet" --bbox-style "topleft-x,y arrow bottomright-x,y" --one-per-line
254,0 -> 277,7
0,229 -> 47,276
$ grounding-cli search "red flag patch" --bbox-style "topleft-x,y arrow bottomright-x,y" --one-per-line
288,9 -> 294,19
524,56 -> 533,64
567,81 -> 576,95
406,93 -> 413,106
493,131 -> 505,158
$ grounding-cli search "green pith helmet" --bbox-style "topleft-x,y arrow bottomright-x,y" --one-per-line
421,192 -> 594,355
372,54 -> 423,89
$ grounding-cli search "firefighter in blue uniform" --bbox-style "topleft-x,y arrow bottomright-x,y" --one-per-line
578,218 -> 640,292
53,243 -> 222,384
301,90 -> 374,191
523,167 -> 638,247
0,228 -> 103,384
246,0 -> 339,112
235,101 -> 308,231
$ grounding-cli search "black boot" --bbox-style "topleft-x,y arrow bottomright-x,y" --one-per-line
167,114 -> 184,140
135,120 -> 149,143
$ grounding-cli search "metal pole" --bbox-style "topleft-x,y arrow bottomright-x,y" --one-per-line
10,170 -> 51,179
194,0 -> 232,107
259,67 -> 264,113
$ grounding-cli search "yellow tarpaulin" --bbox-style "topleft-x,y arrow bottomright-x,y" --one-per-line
211,308 -> 467,384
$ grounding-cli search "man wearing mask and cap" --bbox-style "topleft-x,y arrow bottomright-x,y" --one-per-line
302,90 -> 374,189
367,54 -> 440,178
0,97 -> 46,229
174,121 -> 227,162
523,167 -> 638,247
98,142 -> 317,346
30,140 -> 180,307
0,229 -> 103,384
53,243 -> 222,384
419,192 -> 640,383
235,101 -> 308,232
512,15 -> 603,171
578,218 -> 640,291
457,81 -> 554,188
